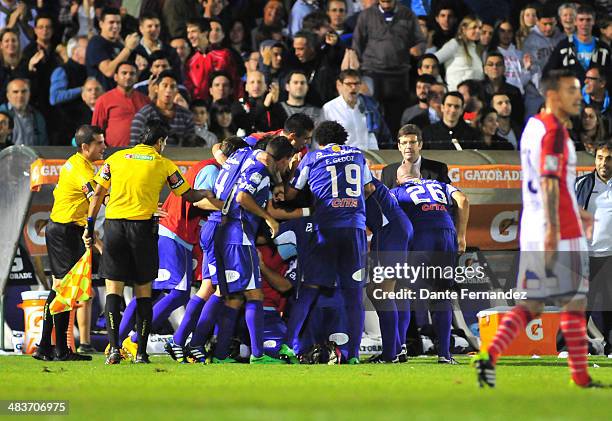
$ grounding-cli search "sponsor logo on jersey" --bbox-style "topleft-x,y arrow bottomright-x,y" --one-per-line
331,198 -> 359,208
81,182 -> 95,199
249,172 -> 262,184
331,145 -> 341,152
544,155 -> 559,172
167,171 -> 185,189
100,163 -> 111,180
125,153 -> 154,161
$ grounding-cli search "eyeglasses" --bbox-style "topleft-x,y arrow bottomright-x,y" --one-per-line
585,76 -> 601,82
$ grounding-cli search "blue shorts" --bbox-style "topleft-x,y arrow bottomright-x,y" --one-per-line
411,228 -> 458,291
200,221 -> 219,284
263,309 -> 286,357
302,227 -> 367,289
370,215 -> 413,268
215,241 -> 261,295
152,236 -> 193,291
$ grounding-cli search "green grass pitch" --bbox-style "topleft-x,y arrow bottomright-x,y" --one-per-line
2,355 -> 612,420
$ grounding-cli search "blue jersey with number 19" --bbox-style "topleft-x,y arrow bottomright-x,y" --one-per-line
290,144 -> 372,230
390,179 -> 457,231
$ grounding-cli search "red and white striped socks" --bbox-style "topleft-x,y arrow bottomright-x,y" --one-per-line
560,311 -> 590,386
487,306 -> 531,364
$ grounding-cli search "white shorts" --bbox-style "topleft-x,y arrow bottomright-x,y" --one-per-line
516,237 -> 589,300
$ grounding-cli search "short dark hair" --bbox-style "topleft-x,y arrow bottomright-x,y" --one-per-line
595,141 -> 612,154
302,11 -> 331,32
34,12 -> 54,27
484,51 -> 504,63
187,18 -> 211,33
417,53 -> 439,69
284,113 -> 314,138
115,61 -> 136,74
266,136 -> 294,160
154,70 -> 178,85
293,30 -> 318,49
397,124 -> 422,142
139,11 -> 160,24
140,120 -> 169,145
576,4 -> 595,17
75,125 -> 104,148
286,69 -> 308,83
190,99 -> 208,110
326,0 -> 347,9
314,121 -> 347,146
416,74 -> 437,85
0,110 -> 14,130
587,65 -> 607,84
541,69 -> 577,94
443,91 -> 464,107
477,107 -> 498,126
337,69 -> 361,82
149,50 -> 170,63
100,7 -> 121,22
599,15 -> 612,30
220,136 -> 248,156
536,4 -> 556,20
208,70 -> 232,86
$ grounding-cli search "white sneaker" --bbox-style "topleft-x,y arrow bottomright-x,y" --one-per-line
558,351 -> 568,359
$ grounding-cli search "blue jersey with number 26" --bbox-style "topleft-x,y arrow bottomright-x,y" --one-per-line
291,144 -> 372,230
391,179 -> 457,231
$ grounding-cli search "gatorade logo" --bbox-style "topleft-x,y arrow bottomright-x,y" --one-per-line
490,211 -> 519,243
526,319 -> 544,341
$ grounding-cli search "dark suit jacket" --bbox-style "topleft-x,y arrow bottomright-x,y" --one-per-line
380,157 -> 451,188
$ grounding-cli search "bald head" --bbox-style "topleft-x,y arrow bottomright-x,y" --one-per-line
246,71 -> 267,98
397,162 -> 420,184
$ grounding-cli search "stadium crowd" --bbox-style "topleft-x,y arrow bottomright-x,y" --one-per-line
3,0 -> 608,371
0,0 -> 610,153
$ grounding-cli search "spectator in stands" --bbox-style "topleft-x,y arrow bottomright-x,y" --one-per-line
557,2 -> 576,37
435,15 -> 483,91
133,50 -> 189,100
228,19 -> 250,58
252,0 -> 286,51
289,0 -> 318,37
55,77 -> 103,145
479,22 -> 494,54
270,69 -> 321,127
322,69 -> 391,150
422,91 -> 481,149
0,78 -> 48,146
515,4 -> 537,51
482,51 -> 524,127
416,53 -> 442,83
163,0 -> 201,39
490,91 -> 520,150
0,110 -> 13,149
291,30 -> 343,107
0,28 -> 27,104
599,16 -> 612,48
344,0 -> 376,34
64,0 -> 97,39
209,18 -> 246,79
130,70 -> 195,146
352,0 -> 425,137
22,13 -> 61,122
423,81 -> 446,126
134,12 -> 181,78
476,107 -> 513,150
234,70 -> 279,133
489,19 -> 534,95
169,36 -> 191,81
400,74 -> 436,126
185,17 -> 241,101
578,105 -> 608,153
583,66 -> 610,126
544,5 -> 611,85
430,2 -> 457,51
258,39 -> 287,86
457,79 -> 485,127
327,0 -> 350,36
86,7 -> 140,91
190,99 -> 217,147
208,70 -> 235,104
380,123 -> 451,189
522,5 -> 565,118
209,99 -> 238,140
0,0 -> 35,51
92,61 -> 149,147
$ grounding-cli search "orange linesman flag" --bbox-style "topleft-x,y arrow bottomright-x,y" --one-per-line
50,249 -> 93,315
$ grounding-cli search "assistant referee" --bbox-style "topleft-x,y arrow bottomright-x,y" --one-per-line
86,120 -> 211,364
33,125 -> 106,362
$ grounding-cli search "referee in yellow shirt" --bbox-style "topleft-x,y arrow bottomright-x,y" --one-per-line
33,125 -> 106,362
86,120 -> 211,364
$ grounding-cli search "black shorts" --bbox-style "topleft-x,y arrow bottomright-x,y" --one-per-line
99,219 -> 158,285
46,221 -> 86,279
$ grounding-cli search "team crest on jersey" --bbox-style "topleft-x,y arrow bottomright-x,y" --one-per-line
331,145 -> 341,152
544,155 -> 559,172
167,171 -> 185,189
250,172 -> 262,184
81,182 -> 95,199
100,163 -> 111,180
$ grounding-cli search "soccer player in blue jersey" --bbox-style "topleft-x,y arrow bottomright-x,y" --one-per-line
365,176 -> 414,363
282,121 -> 376,364
212,136 -> 299,364
391,162 -> 469,364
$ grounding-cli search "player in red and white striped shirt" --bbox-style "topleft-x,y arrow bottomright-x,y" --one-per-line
473,69 -> 605,388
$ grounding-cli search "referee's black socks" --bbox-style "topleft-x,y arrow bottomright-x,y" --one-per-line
53,311 -> 70,355
105,294 -> 122,349
136,297 -> 152,355
39,290 -> 57,349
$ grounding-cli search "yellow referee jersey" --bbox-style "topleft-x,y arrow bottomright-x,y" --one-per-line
94,144 -> 191,220
50,152 -> 96,226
